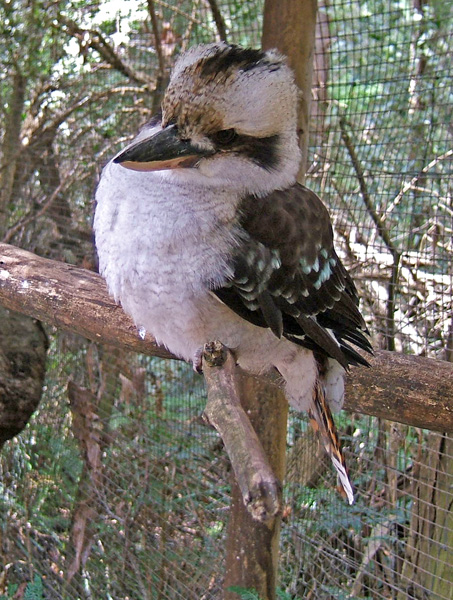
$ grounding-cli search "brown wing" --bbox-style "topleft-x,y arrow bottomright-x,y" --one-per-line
213,183 -> 372,368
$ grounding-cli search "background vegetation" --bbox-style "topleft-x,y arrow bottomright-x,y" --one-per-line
0,0 -> 451,598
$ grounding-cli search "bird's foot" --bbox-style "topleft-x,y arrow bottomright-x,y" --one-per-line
193,341 -> 230,373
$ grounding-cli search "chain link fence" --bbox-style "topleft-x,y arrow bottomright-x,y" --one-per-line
0,0 -> 451,598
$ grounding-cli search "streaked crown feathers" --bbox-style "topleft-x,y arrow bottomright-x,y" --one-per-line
161,43 -> 300,139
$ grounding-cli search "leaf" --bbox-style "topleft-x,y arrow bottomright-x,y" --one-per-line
23,575 -> 44,600
227,586 -> 262,600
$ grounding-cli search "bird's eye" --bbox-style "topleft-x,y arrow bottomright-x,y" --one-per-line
213,129 -> 238,146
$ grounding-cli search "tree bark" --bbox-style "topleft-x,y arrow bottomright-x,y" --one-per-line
0,242 -> 452,433
0,242 -> 174,360
0,69 -> 26,238
203,342 -> 281,523
397,432 -> 453,599
344,351 -> 453,432
224,373 -> 287,600
262,0 -> 318,183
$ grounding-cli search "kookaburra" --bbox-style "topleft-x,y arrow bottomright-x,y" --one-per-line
94,43 -> 372,504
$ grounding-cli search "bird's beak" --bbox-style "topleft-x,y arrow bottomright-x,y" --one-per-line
113,125 -> 215,172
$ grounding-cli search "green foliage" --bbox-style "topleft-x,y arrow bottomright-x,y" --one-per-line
227,587 -> 262,600
276,591 -> 294,600
0,574 -> 44,600
23,575 -> 44,600
320,587 -> 367,600
321,0 -> 451,239
1,0 -> 450,599
227,586 -> 295,599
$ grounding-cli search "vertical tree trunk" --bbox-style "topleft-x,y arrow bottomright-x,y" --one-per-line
224,3 -> 318,598
262,0 -> 318,183
0,69 -> 25,238
397,432 -> 453,599
224,375 -> 287,600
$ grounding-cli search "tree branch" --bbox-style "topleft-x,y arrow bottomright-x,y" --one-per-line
339,117 -> 397,255
0,242 -> 452,432
0,242 -> 173,359
339,116 -> 402,350
206,0 -> 228,41
344,351 -> 453,432
147,0 -> 166,75
202,341 -> 281,521
59,16 -> 151,85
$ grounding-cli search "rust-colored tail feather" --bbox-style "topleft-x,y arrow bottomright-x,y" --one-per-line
308,380 -> 354,504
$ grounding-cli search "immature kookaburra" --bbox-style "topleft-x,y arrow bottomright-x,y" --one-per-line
94,43 -> 372,504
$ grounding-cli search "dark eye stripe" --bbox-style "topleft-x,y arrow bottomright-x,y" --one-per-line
209,130 -> 280,171
233,133 -> 280,172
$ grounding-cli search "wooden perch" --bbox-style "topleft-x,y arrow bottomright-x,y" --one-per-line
344,351 -> 453,432
0,242 -> 452,433
0,242 -> 174,360
202,341 -> 281,522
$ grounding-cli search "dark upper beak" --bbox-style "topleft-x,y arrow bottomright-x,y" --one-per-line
113,124 -> 215,172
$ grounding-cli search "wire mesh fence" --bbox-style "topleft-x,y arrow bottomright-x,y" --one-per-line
0,0 -> 451,599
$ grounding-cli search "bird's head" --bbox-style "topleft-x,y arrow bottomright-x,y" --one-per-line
114,43 -> 301,196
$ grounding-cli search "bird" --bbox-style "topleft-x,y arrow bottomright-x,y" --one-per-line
94,42 -> 372,504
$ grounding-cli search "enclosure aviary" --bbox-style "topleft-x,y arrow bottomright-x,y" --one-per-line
94,43 -> 373,505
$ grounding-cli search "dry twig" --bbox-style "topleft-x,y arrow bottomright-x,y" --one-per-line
202,341 -> 281,522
